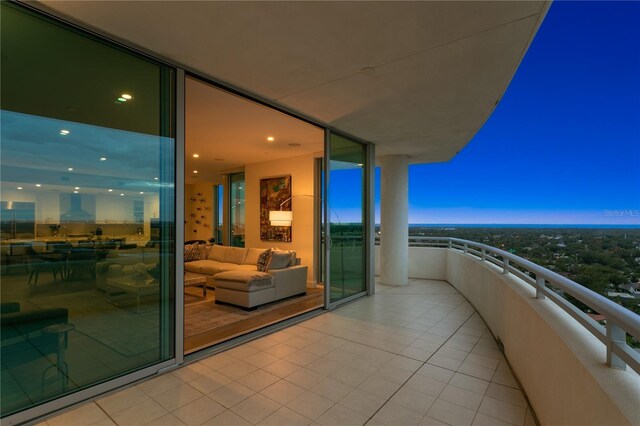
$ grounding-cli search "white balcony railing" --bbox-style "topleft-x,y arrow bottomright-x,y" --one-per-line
406,237 -> 640,374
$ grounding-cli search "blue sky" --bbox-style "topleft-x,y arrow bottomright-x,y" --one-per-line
370,1 -> 640,225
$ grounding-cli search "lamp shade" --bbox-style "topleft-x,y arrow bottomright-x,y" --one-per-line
269,210 -> 293,227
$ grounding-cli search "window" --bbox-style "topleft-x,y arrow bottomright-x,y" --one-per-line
0,3 -> 175,416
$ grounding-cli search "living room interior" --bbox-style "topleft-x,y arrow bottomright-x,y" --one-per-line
182,76 -> 326,353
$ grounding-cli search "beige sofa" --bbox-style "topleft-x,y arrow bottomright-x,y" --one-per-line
185,245 -> 308,309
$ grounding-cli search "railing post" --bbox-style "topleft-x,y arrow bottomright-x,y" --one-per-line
463,243 -> 468,253
448,239 -> 452,249
481,248 -> 486,261
606,321 -> 626,370
502,258 -> 510,275
536,275 -> 546,299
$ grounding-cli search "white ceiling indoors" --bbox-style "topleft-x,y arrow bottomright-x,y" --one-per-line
185,77 -> 324,184
39,1 -> 550,165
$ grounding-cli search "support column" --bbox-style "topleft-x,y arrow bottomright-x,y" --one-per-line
379,155 -> 409,286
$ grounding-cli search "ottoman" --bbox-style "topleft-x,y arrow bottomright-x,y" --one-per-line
213,270 -> 275,310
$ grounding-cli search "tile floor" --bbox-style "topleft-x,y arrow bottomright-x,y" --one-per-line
39,279 -> 537,426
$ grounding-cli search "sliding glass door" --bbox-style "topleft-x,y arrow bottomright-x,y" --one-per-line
325,133 -> 370,307
1,3 -> 175,419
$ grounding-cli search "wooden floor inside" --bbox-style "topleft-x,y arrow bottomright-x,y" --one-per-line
184,286 -> 324,354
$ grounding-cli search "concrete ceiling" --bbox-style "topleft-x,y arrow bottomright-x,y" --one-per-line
38,1 -> 549,164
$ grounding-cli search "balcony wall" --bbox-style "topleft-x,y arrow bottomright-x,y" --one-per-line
374,246 -> 639,425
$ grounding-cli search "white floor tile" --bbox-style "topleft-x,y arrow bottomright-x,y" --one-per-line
339,389 -> 386,417
202,410 -> 251,426
152,383 -> 204,412
390,386 -> 436,415
478,396 -> 526,425
262,359 -> 301,378
172,396 -> 225,426
208,382 -> 255,409
112,398 -> 169,426
286,391 -> 334,420
439,384 -> 483,411
231,393 -> 281,424
427,399 -> 476,426
47,403 -> 107,426
261,379 -> 306,405
258,406 -> 311,426
97,386 -> 150,416
315,404 -> 368,426
372,401 -> 423,426
237,369 -> 280,392
310,377 -> 353,402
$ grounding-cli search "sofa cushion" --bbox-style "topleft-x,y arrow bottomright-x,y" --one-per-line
184,260 -> 211,274
274,250 -> 296,267
267,251 -> 291,270
198,244 -> 211,260
184,244 -> 200,262
207,245 -> 227,262
214,270 -> 273,292
245,248 -> 267,265
224,247 -> 248,264
257,249 -> 272,272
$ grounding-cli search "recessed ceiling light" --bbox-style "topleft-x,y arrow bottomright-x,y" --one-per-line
60,129 -> 70,135
74,187 -> 80,190
193,154 -> 199,158
120,193 -> 124,196
35,184 -> 42,187
139,191 -> 144,194
100,157 -> 107,161
16,186 -> 23,190
121,94 -> 132,100
73,190 -> 78,194
68,167 -> 74,171
267,136 -> 275,142
108,189 -> 113,192
193,170 -> 198,174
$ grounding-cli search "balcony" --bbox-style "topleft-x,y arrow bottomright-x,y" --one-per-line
41,239 -> 639,426
376,238 -> 640,425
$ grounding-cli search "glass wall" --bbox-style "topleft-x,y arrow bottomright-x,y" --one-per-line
0,3 -> 175,418
213,185 -> 224,244
327,134 -> 367,304
229,173 -> 245,247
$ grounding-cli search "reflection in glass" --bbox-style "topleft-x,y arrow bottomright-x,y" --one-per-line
0,3 -> 174,417
329,134 -> 366,303
230,173 -> 245,247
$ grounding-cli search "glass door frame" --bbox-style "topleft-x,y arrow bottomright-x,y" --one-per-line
323,129 -> 375,310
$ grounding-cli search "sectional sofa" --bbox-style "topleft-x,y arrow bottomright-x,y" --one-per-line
185,245 -> 308,309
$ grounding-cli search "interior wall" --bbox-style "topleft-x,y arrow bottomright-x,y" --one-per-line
2,188 -> 158,238
245,152 -> 318,282
184,183 -> 214,242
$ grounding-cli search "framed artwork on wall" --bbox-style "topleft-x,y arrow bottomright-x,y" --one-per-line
260,175 -> 292,242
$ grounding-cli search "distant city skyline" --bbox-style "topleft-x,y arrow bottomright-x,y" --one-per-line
365,1 -> 640,226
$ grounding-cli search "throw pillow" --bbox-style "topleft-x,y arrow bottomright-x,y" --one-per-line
267,251 -> 292,270
184,243 -> 200,262
273,249 -> 297,266
256,249 -> 272,272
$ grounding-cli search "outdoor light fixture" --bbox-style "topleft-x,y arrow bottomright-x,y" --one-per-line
59,129 -> 70,135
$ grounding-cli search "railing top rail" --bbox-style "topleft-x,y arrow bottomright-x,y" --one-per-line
410,236 -> 640,341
